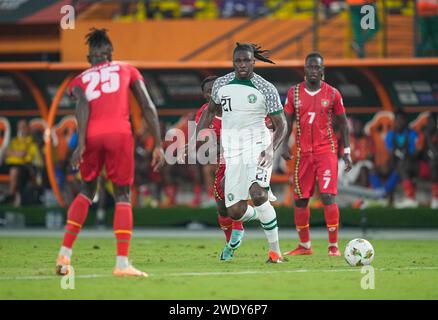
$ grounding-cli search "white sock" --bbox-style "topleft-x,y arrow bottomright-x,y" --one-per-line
59,246 -> 72,258
116,256 -> 129,269
238,205 -> 259,222
329,242 -> 338,248
300,241 -> 311,249
255,201 -> 280,254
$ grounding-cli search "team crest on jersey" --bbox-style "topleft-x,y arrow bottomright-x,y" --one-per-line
321,99 -> 329,107
248,94 -> 257,104
227,193 -> 234,202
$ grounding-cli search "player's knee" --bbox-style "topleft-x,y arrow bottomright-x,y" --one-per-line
321,193 -> 335,205
227,203 -> 245,220
80,179 -> 98,200
113,184 -> 130,203
295,198 -> 309,208
114,190 -> 130,203
249,186 -> 268,206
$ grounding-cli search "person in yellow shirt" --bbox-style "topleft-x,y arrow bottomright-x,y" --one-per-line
2,119 -> 39,206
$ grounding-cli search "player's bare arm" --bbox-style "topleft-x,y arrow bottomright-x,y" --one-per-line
195,99 -> 218,141
260,112 -> 287,168
337,112 -> 352,172
280,113 -> 295,160
131,79 -> 165,172
71,85 -> 89,170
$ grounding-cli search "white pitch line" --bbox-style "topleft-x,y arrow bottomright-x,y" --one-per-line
1,266 -> 438,281
0,274 -> 109,281
165,266 -> 438,277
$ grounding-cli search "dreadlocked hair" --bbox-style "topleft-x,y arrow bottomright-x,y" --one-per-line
234,42 -> 275,64
85,28 -> 113,50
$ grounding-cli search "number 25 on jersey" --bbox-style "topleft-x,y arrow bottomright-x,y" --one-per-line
82,65 -> 120,101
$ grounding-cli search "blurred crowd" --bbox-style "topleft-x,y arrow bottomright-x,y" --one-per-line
105,1 -> 418,20
106,0 -> 436,57
0,109 -> 437,213
109,0 -> 347,20
72,0 -> 437,57
334,110 -> 438,209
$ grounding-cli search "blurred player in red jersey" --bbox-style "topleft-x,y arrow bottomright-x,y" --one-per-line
194,76 -> 245,260
56,28 -> 165,277
162,111 -> 204,207
281,52 -> 352,257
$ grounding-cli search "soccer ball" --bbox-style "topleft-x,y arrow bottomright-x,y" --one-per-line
344,238 -> 375,267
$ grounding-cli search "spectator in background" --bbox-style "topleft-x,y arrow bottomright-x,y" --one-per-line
194,0 -> 219,19
28,124 -> 46,203
416,0 -> 438,57
1,119 -> 39,206
346,0 -> 380,58
376,110 -> 419,208
339,117 -> 374,188
321,0 -> 344,19
423,113 -> 438,208
221,0 -> 265,18
154,0 -> 181,19
180,0 -> 196,18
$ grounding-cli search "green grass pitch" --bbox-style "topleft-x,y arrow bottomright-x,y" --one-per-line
0,236 -> 437,299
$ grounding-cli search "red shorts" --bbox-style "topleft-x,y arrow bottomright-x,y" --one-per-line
214,163 -> 225,201
293,152 -> 338,200
80,133 -> 134,186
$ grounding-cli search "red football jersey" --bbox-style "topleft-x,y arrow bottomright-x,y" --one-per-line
195,103 -> 222,139
69,61 -> 144,138
284,81 -> 345,155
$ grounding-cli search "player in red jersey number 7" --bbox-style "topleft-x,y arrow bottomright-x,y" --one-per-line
56,28 -> 165,277
281,52 -> 352,257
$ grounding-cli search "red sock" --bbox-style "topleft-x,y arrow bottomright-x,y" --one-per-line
402,180 -> 415,199
432,182 -> 438,199
62,194 -> 91,249
324,203 -> 340,245
294,206 -> 310,244
232,220 -> 244,231
217,215 -> 232,242
114,202 -> 133,257
192,184 -> 202,206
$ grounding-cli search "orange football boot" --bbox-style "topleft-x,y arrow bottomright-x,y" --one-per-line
266,250 -> 285,263
55,255 -> 71,276
113,265 -> 148,277
284,245 -> 313,256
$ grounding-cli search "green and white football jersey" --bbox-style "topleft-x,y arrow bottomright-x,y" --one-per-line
211,72 -> 283,159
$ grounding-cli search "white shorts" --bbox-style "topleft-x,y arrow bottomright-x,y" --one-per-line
224,158 -> 277,207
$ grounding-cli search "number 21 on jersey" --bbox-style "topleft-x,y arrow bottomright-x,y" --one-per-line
221,97 -> 232,112
82,65 -> 120,101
